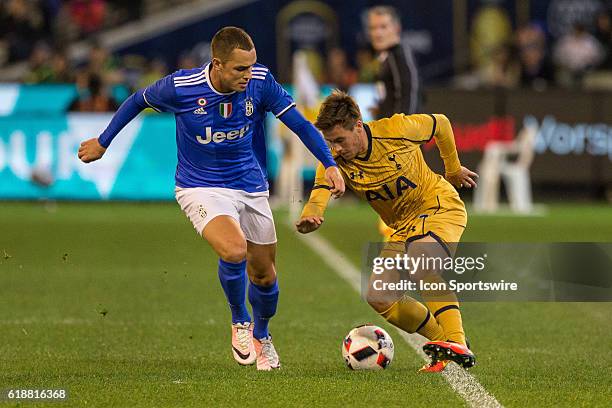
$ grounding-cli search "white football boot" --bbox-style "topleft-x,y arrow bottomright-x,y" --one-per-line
253,335 -> 281,371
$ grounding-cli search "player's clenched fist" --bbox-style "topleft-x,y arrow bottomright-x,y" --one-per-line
324,166 -> 345,198
78,138 -> 106,163
295,216 -> 324,234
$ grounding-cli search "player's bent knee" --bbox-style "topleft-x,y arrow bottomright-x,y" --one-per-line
250,271 -> 277,287
201,215 -> 248,262
246,244 -> 277,285
368,300 -> 395,314
248,260 -> 276,286
365,289 -> 394,313
217,242 -> 247,263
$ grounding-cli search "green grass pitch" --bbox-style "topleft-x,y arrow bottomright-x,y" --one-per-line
1,202 -> 611,407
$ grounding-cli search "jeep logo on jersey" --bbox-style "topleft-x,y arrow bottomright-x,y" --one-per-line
196,125 -> 250,145
219,102 -> 232,118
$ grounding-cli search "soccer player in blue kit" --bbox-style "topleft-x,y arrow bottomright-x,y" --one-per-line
78,27 -> 345,370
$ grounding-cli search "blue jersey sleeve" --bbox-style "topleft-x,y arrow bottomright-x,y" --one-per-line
261,71 -> 296,117
279,107 -> 336,169
97,74 -> 178,147
142,74 -> 178,113
98,89 -> 147,147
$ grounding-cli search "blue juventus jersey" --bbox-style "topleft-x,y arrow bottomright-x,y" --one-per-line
142,62 -> 295,193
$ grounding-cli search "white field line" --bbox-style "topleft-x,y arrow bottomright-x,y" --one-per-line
294,229 -> 503,408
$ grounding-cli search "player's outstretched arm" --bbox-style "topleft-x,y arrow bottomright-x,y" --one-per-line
394,113 -> 479,189
261,71 -> 345,196
296,163 -> 335,234
78,89 -> 149,163
279,108 -> 345,198
431,115 -> 479,188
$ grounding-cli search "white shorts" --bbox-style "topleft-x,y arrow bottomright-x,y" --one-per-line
175,187 -> 277,245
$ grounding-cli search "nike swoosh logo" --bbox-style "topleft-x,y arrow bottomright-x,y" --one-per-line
232,346 -> 252,360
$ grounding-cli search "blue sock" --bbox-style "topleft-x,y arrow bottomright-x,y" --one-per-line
248,280 -> 279,340
218,259 -> 251,324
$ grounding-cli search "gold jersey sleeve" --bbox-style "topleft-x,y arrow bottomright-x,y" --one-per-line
301,113 -> 463,230
301,162 -> 332,218
369,113 -> 461,175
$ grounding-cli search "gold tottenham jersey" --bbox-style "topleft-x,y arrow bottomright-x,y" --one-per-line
302,113 -> 465,234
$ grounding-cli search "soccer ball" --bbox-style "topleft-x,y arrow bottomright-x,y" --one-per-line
342,324 -> 394,370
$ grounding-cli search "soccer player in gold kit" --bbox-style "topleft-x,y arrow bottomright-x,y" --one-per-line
296,91 -> 478,372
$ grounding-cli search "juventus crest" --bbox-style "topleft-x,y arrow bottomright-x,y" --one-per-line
245,97 -> 254,117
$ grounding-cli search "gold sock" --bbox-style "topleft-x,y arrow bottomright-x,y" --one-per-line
427,301 -> 466,345
379,295 -> 445,341
420,275 -> 466,345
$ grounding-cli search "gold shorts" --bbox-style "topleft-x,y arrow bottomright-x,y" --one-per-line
389,193 -> 467,253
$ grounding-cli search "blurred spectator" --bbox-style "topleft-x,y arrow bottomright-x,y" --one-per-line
0,0 -> 154,74
86,42 -> 124,85
50,51 -> 75,83
0,39 -> 9,66
0,0 -> 45,64
367,5 -> 420,118
69,71 -> 119,112
300,48 -> 326,85
68,0 -> 108,35
48,0 -> 141,50
355,46 -> 379,83
106,0 -> 143,24
120,54 -> 148,90
23,42 -> 54,84
478,43 -> 520,89
554,23 -> 604,87
326,48 -> 357,91
138,58 -> 169,89
52,3 -> 81,45
177,52 -> 200,70
40,0 -> 62,35
594,9 -> 612,70
469,2 -> 513,85
516,23 -> 555,90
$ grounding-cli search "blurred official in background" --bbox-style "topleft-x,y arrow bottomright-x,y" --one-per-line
368,6 -> 422,238
368,5 -> 421,118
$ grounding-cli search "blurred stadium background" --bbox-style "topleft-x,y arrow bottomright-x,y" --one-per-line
1,0 -> 611,204
1,0 -> 611,407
